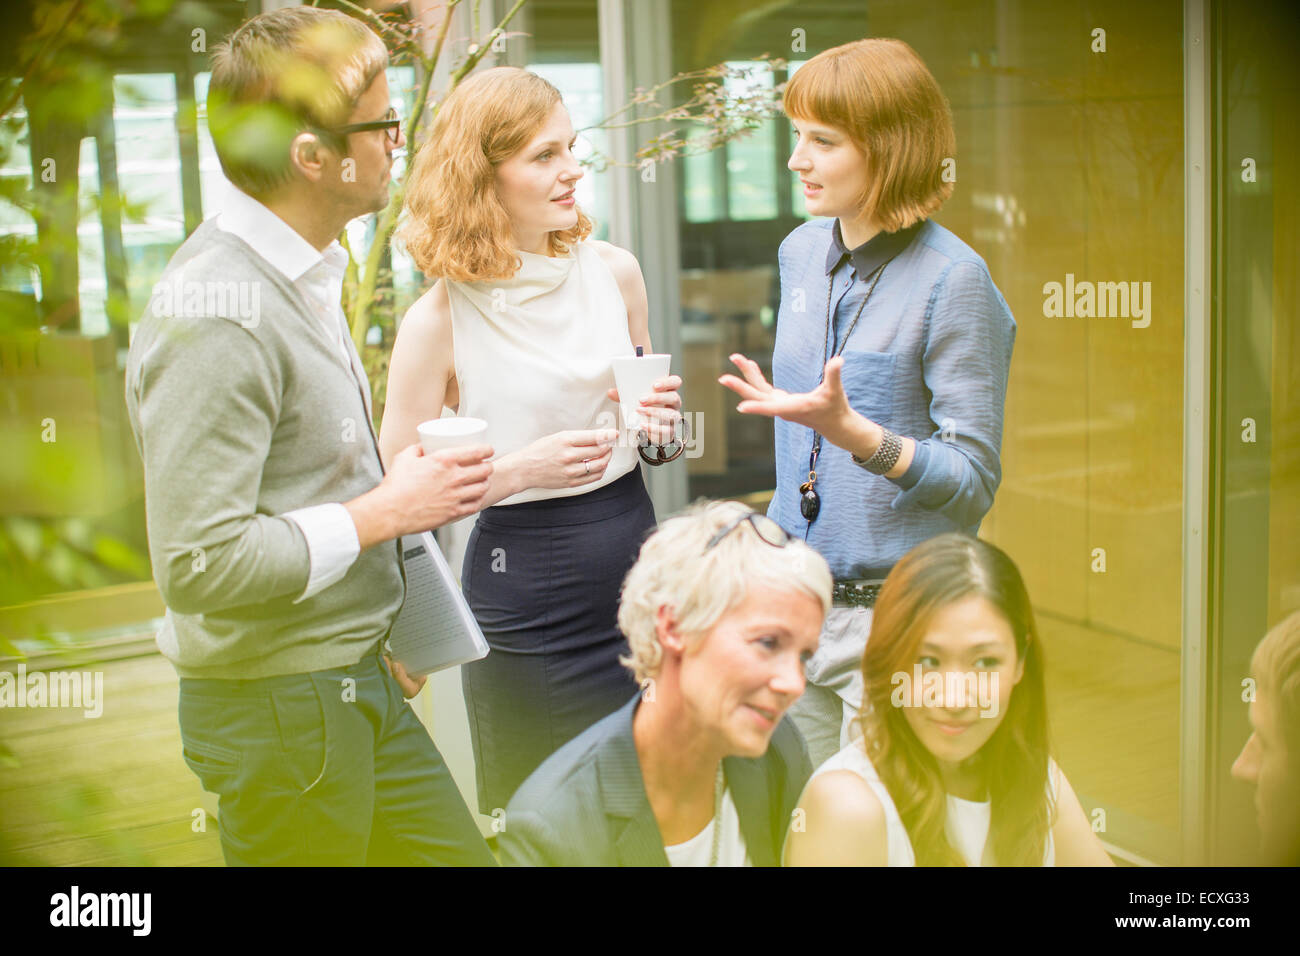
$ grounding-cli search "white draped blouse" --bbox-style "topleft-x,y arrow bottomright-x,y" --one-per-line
445,241 -> 639,506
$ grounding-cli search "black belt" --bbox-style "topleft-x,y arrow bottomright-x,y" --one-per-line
832,579 -> 885,609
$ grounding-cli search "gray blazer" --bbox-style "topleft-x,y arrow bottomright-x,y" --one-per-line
498,694 -> 811,866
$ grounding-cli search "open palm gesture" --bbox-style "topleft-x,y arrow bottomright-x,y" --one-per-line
718,353 -> 858,448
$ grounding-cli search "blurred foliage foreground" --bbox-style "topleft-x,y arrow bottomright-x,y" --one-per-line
0,0 -> 785,865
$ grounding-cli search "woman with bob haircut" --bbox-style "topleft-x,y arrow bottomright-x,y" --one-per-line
719,38 -> 1018,765
380,67 -> 685,814
498,500 -> 831,866
785,533 -> 1112,866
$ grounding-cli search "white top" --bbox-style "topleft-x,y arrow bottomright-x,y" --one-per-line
214,186 -> 360,602
445,241 -> 639,506
663,787 -> 752,867
808,739 -> 1059,866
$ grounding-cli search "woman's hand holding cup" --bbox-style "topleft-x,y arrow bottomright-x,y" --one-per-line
606,374 -> 683,445
517,428 -> 620,489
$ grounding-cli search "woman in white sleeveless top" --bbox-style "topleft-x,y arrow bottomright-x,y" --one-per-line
785,534 -> 1113,866
381,68 -> 684,814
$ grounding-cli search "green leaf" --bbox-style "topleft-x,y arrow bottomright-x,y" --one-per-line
0,632 -> 26,660
90,535 -> 151,578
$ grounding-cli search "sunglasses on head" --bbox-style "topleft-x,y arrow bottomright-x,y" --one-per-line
704,512 -> 792,553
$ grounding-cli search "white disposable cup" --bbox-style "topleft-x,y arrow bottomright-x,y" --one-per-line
417,416 -> 489,455
611,353 -> 671,432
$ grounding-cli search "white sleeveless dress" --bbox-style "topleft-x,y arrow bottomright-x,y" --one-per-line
807,739 -> 1059,866
442,240 -> 657,815
445,241 -> 638,506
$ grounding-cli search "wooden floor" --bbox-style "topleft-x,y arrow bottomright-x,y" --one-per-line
0,646 -> 224,866
0,614 -> 1182,866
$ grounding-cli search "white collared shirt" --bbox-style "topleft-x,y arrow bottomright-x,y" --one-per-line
215,187 -> 362,603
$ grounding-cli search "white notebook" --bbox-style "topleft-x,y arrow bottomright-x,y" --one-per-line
385,531 -> 490,677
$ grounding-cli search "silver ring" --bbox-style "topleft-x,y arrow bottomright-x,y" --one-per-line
583,459 -> 590,475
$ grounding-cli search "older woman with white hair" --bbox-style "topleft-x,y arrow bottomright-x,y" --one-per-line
498,500 -> 832,866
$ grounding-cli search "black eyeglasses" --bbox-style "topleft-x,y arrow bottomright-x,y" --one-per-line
329,106 -> 402,144
705,512 -> 792,553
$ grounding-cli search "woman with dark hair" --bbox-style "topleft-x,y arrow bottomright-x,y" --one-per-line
785,533 -> 1112,866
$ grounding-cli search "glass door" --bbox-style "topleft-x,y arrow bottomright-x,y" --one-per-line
1208,0 -> 1300,866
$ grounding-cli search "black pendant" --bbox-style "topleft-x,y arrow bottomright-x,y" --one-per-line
799,482 -> 821,522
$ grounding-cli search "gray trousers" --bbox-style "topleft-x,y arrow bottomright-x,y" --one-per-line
788,605 -> 874,768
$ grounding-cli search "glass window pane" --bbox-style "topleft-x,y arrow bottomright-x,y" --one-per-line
0,92 -> 37,295
76,136 -> 106,336
724,61 -> 776,221
1212,0 -> 1300,865
669,0 -> 1186,863
787,59 -> 808,220
112,73 -> 185,328
875,0 -> 1186,863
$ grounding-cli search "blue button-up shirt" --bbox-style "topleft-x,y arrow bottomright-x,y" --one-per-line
768,218 -> 1016,579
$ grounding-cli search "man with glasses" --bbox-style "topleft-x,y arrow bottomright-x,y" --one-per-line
125,7 -> 494,866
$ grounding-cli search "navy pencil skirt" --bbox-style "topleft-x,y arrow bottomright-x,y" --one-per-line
460,465 -> 656,814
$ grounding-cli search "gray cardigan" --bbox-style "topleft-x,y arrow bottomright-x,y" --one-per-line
499,694 -> 812,866
125,219 -> 404,679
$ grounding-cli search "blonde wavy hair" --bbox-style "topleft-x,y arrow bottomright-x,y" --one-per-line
617,500 -> 832,685
399,67 -> 593,281
784,38 -> 955,232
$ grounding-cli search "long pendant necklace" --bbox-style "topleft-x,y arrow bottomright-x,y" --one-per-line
799,257 -> 895,529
